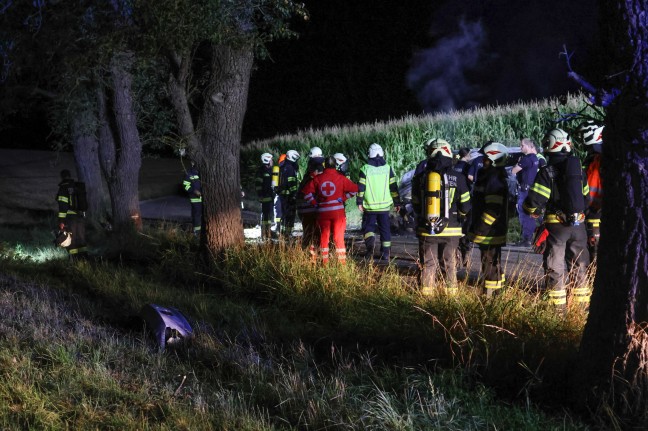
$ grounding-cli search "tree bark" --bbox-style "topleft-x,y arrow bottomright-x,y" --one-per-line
576,1 -> 648,426
96,52 -> 143,233
167,49 -> 200,152
71,111 -> 108,222
195,44 -> 253,259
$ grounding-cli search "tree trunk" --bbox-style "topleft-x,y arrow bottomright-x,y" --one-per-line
576,1 -> 648,426
167,50 -> 200,152
195,44 -> 253,259
71,112 -> 108,222
96,52 -> 143,233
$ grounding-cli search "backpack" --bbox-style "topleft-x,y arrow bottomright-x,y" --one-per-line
70,181 -> 88,212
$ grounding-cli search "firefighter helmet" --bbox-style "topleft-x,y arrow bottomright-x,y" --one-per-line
368,143 -> 384,158
260,152 -> 273,165
577,121 -> 604,146
54,230 -> 72,248
425,138 -> 453,158
480,141 -> 509,167
286,150 -> 300,162
333,152 -> 347,166
309,147 -> 323,158
542,128 -> 572,153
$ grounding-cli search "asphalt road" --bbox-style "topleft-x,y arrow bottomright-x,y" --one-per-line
140,195 -> 545,288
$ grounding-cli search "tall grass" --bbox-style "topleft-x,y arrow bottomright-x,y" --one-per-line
0,224 -> 594,429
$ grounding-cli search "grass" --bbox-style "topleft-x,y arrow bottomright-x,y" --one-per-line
0,221 -> 595,430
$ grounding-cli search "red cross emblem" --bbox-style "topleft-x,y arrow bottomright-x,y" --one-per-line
321,181 -> 336,197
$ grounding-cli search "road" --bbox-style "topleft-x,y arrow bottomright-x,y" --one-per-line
140,195 -> 545,288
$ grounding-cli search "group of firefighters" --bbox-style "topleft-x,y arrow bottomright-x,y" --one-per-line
255,120 -> 604,313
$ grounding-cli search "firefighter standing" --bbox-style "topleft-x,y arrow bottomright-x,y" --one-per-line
467,142 -> 510,297
412,139 -> 471,295
454,148 -> 472,267
523,128 -> 591,312
296,147 -> 325,257
182,161 -> 202,237
577,121 -> 604,262
274,153 -> 286,231
333,153 -> 350,178
302,156 -> 358,264
56,169 -> 87,260
278,150 -> 301,240
357,143 -> 401,262
256,153 -> 275,240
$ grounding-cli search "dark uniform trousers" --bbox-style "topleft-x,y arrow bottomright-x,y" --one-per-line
479,245 -> 504,297
67,214 -> 87,259
544,222 -> 590,308
419,236 -> 459,294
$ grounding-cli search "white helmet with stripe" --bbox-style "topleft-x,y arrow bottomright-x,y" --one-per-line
542,128 -> 572,153
480,141 -> 509,167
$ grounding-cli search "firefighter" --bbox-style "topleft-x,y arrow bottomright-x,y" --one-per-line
357,143 -> 401,262
278,150 -> 301,240
412,139 -> 471,295
454,148 -> 472,267
296,148 -> 325,257
273,153 -> 286,231
333,153 -> 350,178
302,156 -> 358,264
523,128 -> 591,312
56,169 -> 87,260
467,142 -> 510,297
255,152 -> 275,240
577,120 -> 604,262
182,160 -> 202,237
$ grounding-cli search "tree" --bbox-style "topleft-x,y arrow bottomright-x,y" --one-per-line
135,0 -> 308,258
575,0 -> 648,426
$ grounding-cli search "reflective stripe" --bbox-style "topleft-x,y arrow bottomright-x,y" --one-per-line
531,183 -> 551,199
485,279 -> 503,289
586,219 -> 600,227
482,213 -> 496,225
318,204 -> 345,212
460,191 -> 470,203
418,227 -> 463,237
548,290 -> 567,305
364,232 -> 375,239
468,234 -> 506,245
572,287 -> 591,303
485,195 -> 504,204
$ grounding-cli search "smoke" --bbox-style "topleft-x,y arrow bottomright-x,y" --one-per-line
406,18 -> 487,112
407,0 -> 598,114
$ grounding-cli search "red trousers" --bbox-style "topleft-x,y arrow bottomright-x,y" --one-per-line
318,215 -> 347,264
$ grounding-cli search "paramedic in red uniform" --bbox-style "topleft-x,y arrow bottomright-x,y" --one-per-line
302,156 -> 358,264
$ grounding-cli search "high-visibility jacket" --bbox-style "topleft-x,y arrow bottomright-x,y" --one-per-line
357,157 -> 400,212
523,154 -> 590,224
412,156 -> 471,237
468,166 -> 509,245
182,166 -> 202,204
302,168 -> 358,218
255,165 -> 275,203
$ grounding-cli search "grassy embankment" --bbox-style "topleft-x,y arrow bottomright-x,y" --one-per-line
0,94 -> 601,430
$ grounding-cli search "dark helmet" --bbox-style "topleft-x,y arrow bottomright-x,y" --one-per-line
325,155 -> 337,169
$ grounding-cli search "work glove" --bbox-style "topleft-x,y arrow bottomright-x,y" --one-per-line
532,226 -> 549,254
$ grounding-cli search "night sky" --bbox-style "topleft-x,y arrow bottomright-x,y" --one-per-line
244,0 -> 599,141
1,0 -> 600,147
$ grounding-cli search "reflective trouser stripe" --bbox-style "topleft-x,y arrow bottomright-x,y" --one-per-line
548,290 -> 567,305
572,287 -> 591,303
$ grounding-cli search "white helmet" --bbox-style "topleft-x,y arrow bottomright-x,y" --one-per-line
333,152 -> 347,166
55,230 -> 72,248
542,128 -> 572,153
577,121 -> 604,146
425,138 -> 452,158
480,141 -> 509,167
260,152 -> 273,165
368,143 -> 384,158
286,149 -> 300,162
309,147 -> 323,158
